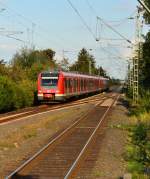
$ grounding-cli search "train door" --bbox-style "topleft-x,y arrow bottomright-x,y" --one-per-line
64,78 -> 67,95
70,78 -> 73,94
74,78 -> 77,94
66,78 -> 69,95
76,78 -> 78,94
78,78 -> 80,94
68,78 -> 71,94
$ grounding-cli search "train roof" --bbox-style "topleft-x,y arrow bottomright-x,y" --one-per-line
40,71 -> 109,80
61,71 -> 107,80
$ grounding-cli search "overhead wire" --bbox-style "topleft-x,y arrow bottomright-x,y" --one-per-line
66,0 -> 96,40
0,1 -> 66,48
86,0 -> 134,45
97,17 -> 133,44
85,0 -> 132,70
99,46 -> 125,60
67,0 -> 128,70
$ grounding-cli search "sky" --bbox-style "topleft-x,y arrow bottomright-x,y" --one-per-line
0,0 -> 147,79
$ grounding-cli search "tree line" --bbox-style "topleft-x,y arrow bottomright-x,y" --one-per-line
138,0 -> 150,90
0,48 -> 108,113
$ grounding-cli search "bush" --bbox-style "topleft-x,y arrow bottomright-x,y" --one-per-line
13,80 -> 35,109
0,76 -> 14,112
127,161 -> 144,173
131,123 -> 148,145
0,76 -> 35,112
125,122 -> 150,176
139,90 -> 150,113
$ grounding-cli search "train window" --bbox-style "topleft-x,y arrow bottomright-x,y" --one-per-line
41,78 -> 58,88
41,72 -> 58,78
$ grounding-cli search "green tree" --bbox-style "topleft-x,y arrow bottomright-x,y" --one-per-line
143,0 -> 150,24
0,76 -> 14,112
139,32 -> 150,89
11,48 -> 56,69
0,59 -> 9,76
95,66 -> 107,77
70,48 -> 96,74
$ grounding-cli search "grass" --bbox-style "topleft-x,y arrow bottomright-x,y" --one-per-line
93,169 -> 105,177
110,124 -> 134,131
124,114 -> 150,178
132,173 -> 150,179
23,129 -> 37,139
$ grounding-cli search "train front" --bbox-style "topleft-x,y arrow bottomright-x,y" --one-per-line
37,71 -> 64,102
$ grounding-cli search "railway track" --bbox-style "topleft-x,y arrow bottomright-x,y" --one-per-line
0,92 -> 112,125
5,93 -> 119,179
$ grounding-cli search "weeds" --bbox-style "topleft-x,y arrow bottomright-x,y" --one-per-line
93,170 -> 105,177
125,121 -> 150,177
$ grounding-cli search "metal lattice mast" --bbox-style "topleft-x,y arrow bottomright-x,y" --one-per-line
127,59 -> 133,91
130,62 -> 133,88
133,8 -> 142,104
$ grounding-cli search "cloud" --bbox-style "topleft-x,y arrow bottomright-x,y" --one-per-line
0,44 -> 18,50
54,53 -> 63,62
113,0 -> 135,12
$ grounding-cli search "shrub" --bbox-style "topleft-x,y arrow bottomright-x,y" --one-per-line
131,123 -> 148,145
0,76 -> 35,112
127,161 -> 144,173
126,122 -> 150,176
0,76 -> 14,112
13,80 -> 35,109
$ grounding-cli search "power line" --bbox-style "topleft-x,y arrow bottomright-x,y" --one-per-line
97,16 -> 133,45
0,33 -> 28,43
99,45 -> 128,61
66,0 -> 96,39
86,0 -> 134,45
0,1 -> 66,48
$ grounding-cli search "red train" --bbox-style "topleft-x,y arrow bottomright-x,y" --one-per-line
37,71 -> 109,102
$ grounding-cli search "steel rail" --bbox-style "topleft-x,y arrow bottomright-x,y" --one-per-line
5,97 -> 106,179
0,93 -> 107,125
64,94 -> 120,179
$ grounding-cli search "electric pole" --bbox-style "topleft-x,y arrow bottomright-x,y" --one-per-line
137,0 -> 150,15
127,60 -> 132,91
31,23 -> 35,49
133,7 -> 142,104
89,59 -> 91,75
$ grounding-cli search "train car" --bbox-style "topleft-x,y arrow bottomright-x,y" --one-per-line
37,71 -> 109,102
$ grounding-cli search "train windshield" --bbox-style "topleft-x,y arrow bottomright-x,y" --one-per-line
41,78 -> 58,88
